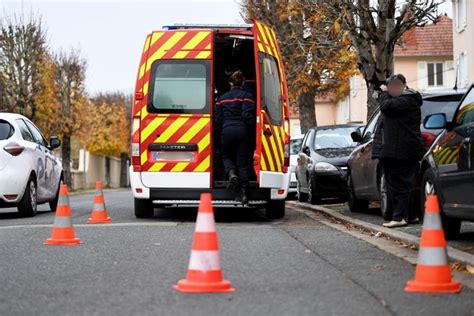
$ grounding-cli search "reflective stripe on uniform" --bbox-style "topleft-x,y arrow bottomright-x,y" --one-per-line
417,247 -> 448,266
53,215 -> 73,228
188,250 -> 221,271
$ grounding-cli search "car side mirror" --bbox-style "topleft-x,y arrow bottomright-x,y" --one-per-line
302,146 -> 311,156
424,113 -> 447,130
351,130 -> 363,143
49,136 -> 61,149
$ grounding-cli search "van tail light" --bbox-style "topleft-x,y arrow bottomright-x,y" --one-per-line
421,132 -> 436,148
3,143 -> 24,156
131,117 -> 141,172
283,133 -> 290,173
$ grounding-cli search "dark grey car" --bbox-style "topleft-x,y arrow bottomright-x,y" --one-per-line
347,89 -> 466,220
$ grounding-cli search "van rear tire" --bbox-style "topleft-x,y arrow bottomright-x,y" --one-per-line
265,199 -> 285,219
134,198 -> 154,218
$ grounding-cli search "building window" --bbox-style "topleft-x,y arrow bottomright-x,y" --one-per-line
456,0 -> 467,31
427,62 -> 444,87
458,52 -> 468,88
350,76 -> 358,97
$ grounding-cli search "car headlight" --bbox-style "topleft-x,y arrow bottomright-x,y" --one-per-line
314,162 -> 338,172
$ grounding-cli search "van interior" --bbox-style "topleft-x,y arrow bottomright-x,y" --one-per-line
212,33 -> 257,185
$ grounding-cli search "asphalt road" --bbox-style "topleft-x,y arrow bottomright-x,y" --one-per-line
1,190 -> 474,315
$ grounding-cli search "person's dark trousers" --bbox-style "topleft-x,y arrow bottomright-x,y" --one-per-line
221,124 -> 251,186
381,158 -> 419,222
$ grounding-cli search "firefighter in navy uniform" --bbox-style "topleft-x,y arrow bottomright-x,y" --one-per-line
215,70 -> 256,204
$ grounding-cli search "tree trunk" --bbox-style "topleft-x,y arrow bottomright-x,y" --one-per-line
297,91 -> 317,134
105,156 -> 111,188
366,82 -> 379,120
61,135 -> 72,188
120,153 -> 129,187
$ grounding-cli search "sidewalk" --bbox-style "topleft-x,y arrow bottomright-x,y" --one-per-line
287,201 -> 474,268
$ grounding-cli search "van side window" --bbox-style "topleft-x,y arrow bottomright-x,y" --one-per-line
259,54 -> 282,125
148,60 -> 211,114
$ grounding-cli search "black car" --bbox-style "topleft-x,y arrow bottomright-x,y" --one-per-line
296,124 -> 362,204
347,89 -> 466,219
420,84 -> 474,239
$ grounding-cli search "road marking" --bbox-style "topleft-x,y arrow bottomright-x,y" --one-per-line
0,222 -> 178,230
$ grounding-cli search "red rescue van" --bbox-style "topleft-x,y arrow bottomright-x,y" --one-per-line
129,22 -> 290,219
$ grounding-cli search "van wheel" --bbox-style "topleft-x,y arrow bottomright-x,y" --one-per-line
308,175 -> 321,205
297,179 -> 308,202
379,171 -> 392,220
347,173 -> 369,212
421,169 -> 461,240
265,199 -> 285,219
134,198 -> 154,218
18,176 -> 37,217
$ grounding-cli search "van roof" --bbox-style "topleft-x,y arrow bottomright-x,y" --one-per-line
163,23 -> 253,31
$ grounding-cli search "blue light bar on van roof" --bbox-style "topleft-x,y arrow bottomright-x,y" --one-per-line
163,23 -> 252,30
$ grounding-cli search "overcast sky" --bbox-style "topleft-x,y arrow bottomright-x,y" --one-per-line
1,0 -> 452,95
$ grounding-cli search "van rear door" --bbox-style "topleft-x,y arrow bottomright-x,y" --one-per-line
136,30 -> 214,188
252,21 -> 289,187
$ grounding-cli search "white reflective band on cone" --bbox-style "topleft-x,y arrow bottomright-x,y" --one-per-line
188,250 -> 221,271
93,203 -> 106,211
417,247 -> 448,266
195,213 -> 216,232
58,194 -> 69,206
53,215 -> 73,228
422,212 -> 442,230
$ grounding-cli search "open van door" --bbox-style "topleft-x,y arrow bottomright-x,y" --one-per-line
252,21 -> 290,188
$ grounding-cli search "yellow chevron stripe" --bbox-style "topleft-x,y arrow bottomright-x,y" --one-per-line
141,149 -> 148,165
182,31 -> 210,50
267,130 -> 282,171
150,32 -> 165,47
143,81 -> 149,95
261,135 -> 275,171
143,35 -> 151,53
171,162 -> 189,172
273,125 -> 284,163
139,62 -> 146,79
260,154 -> 267,171
195,51 -> 211,59
155,117 -> 191,143
256,23 -> 270,45
145,32 -> 187,72
197,133 -> 210,152
140,116 -> 168,143
194,155 -> 210,172
173,51 -> 189,59
204,43 -> 211,50
177,117 -> 209,143
149,162 -> 166,172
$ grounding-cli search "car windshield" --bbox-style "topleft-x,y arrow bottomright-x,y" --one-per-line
314,127 -> 358,150
290,138 -> 303,155
421,95 -> 463,121
0,121 -> 13,140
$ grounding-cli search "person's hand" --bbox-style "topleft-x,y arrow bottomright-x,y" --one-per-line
380,84 -> 387,91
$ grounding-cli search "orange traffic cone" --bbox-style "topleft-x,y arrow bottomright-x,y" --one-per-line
174,193 -> 234,293
44,184 -> 81,245
87,181 -> 111,224
405,195 -> 461,293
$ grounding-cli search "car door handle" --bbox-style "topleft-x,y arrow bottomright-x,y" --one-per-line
263,128 -> 273,137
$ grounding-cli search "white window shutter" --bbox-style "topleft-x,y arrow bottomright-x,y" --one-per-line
417,62 -> 428,90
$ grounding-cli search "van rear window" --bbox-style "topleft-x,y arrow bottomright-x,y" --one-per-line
148,60 -> 210,114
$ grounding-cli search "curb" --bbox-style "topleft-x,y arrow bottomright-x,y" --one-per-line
287,201 -> 474,268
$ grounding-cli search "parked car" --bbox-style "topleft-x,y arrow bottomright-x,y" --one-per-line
296,124 -> 362,204
347,89 -> 467,219
420,84 -> 474,239
288,135 -> 304,197
0,113 -> 62,217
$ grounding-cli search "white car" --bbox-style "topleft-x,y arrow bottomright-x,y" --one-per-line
288,135 -> 304,196
0,113 -> 63,217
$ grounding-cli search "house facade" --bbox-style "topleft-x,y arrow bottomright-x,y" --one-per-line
452,0 -> 473,88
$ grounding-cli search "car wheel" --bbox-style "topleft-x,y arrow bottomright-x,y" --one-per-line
297,178 -> 308,202
265,199 -> 285,219
347,173 -> 369,212
49,179 -> 61,212
308,175 -> 321,205
421,168 -> 461,240
134,198 -> 154,218
379,170 -> 392,221
18,176 -> 37,217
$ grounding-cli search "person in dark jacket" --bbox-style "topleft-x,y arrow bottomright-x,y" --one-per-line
372,74 -> 424,228
215,70 -> 256,204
